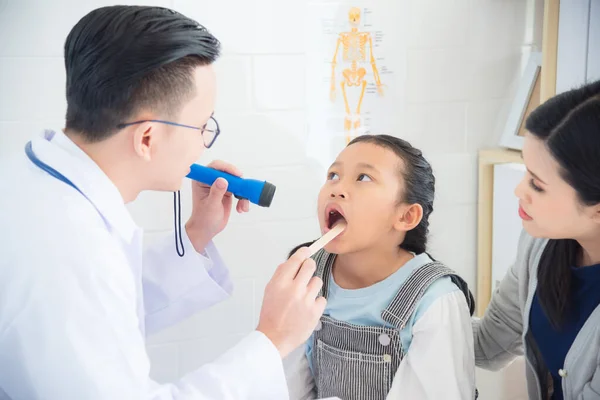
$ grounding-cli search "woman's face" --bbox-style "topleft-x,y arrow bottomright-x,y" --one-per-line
515,133 -> 600,240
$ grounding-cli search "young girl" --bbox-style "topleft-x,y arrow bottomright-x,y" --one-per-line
284,134 -> 476,400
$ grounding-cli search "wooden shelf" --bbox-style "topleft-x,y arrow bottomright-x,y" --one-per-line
541,0 -> 560,103
476,149 -> 523,317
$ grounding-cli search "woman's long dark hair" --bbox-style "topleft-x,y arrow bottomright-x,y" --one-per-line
525,79 -> 600,328
288,134 -> 435,257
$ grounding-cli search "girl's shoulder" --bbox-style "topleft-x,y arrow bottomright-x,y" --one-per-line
411,275 -> 464,323
402,256 -> 474,324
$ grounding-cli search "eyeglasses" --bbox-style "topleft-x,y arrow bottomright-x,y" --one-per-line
116,116 -> 220,148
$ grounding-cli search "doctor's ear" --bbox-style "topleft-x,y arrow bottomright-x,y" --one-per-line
131,123 -> 154,162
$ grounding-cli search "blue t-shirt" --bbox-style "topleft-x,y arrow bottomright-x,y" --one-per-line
530,263 -> 600,400
305,253 -> 460,370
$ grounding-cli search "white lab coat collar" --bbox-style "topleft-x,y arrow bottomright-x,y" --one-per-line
29,129 -> 138,243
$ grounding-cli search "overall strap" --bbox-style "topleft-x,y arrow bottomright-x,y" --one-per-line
382,262 -> 458,330
449,273 -> 476,315
313,249 -> 336,299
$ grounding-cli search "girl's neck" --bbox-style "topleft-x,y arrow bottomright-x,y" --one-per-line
333,246 -> 415,289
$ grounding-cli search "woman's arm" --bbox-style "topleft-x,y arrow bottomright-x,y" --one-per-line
472,260 -> 524,370
473,231 -> 540,371
577,361 -> 600,399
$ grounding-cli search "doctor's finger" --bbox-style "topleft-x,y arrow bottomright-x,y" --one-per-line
241,199 -> 250,212
305,276 -> 324,300
293,258 -> 317,287
235,198 -> 250,213
207,160 -> 244,178
273,247 -> 311,281
314,296 -> 327,317
207,178 -> 229,202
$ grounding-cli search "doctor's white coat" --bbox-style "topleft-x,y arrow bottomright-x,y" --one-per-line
0,129 -> 288,399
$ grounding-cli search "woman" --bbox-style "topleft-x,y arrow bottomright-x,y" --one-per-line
474,79 -> 600,400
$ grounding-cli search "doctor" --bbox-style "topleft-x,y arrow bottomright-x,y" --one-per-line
0,5 -> 326,400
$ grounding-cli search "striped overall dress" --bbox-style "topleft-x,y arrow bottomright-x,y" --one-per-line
310,249 -> 475,400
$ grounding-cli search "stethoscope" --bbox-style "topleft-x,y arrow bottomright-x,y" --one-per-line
25,140 -> 187,257
25,141 -> 84,197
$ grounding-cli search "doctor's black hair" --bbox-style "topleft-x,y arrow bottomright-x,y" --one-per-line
63,6 -> 220,142
525,79 -> 600,329
288,134 -> 435,256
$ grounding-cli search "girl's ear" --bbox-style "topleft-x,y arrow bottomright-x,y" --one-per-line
394,203 -> 423,232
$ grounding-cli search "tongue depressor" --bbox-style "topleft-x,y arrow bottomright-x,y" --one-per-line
307,222 -> 346,258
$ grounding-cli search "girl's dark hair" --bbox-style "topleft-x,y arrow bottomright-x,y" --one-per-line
64,6 -> 220,142
288,134 -> 435,257
525,79 -> 600,328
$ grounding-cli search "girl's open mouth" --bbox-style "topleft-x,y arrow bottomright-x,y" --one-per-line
325,204 -> 347,230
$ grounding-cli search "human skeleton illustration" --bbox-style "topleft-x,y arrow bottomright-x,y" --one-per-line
330,7 -> 384,142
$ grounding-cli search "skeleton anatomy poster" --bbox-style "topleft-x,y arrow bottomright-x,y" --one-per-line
305,1 -> 406,170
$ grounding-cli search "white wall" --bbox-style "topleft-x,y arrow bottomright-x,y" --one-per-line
0,0 -> 531,398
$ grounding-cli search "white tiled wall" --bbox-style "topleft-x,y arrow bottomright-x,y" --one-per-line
0,0 -> 532,398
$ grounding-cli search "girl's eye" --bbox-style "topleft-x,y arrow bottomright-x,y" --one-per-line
358,174 -> 372,182
328,172 -> 340,181
529,179 -> 544,193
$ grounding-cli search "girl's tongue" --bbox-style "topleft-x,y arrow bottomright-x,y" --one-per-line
328,210 -> 347,229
